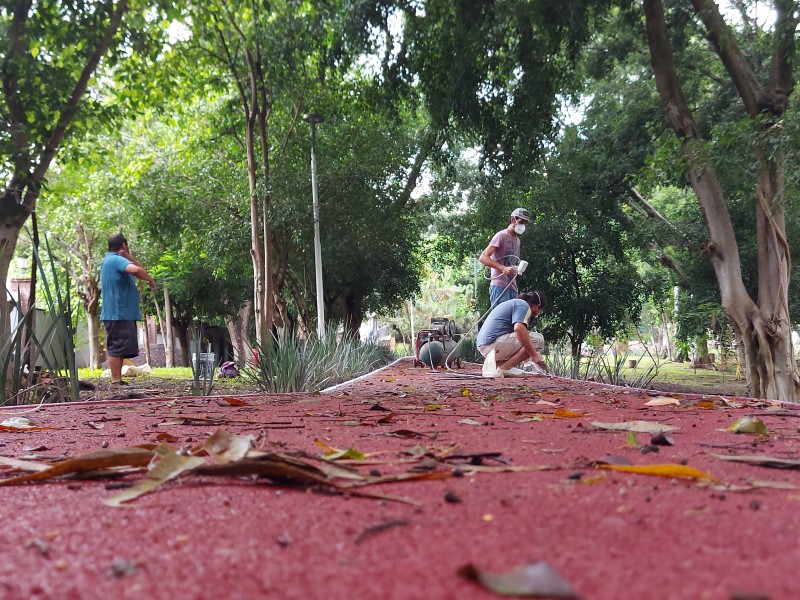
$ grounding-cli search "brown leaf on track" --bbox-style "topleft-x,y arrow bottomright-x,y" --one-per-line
711,454 -> 800,469
679,399 -> 717,409
591,455 -> 633,466
193,452 -> 352,486
591,420 -> 679,434
156,433 -> 180,443
0,456 -> 51,473
203,430 -> 254,464
377,412 -> 395,424
456,464 -> 555,474
0,447 -> 155,486
220,396 -> 250,406
597,463 -> 718,481
458,561 -> 580,598
379,429 -> 433,439
369,403 -> 392,412
499,415 -> 543,423
645,396 -> 680,407
104,450 -> 205,507
0,424 -> 58,432
553,408 -> 587,418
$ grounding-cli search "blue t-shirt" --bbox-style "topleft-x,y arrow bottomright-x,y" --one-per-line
477,298 -> 532,346
100,253 -> 141,321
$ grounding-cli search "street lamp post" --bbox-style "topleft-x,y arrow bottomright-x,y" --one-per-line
303,113 -> 325,338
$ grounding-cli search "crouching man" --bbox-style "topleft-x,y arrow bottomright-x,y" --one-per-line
477,291 -> 549,378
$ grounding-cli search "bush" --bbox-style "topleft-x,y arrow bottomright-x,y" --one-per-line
244,325 -> 393,393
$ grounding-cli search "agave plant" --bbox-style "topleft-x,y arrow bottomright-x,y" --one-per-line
244,324 -> 392,393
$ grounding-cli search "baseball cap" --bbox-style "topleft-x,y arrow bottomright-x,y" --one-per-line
511,207 -> 530,222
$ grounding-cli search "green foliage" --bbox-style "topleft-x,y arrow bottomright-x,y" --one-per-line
1,233 -> 79,405
454,335 -> 481,364
244,324 -> 393,393
545,340 -> 660,389
189,329 -> 216,396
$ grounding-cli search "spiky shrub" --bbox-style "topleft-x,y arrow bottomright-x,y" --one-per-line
244,325 -> 393,393
1,233 -> 79,405
543,340 -> 574,378
455,335 -> 482,363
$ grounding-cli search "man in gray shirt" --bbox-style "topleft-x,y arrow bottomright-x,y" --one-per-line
477,291 -> 548,378
478,207 -> 530,308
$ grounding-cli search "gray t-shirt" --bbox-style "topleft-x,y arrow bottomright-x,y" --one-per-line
488,229 -> 520,291
477,299 -> 532,347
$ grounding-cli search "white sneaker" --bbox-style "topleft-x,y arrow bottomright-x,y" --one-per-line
522,360 -> 546,374
482,349 -> 499,377
500,367 -> 527,377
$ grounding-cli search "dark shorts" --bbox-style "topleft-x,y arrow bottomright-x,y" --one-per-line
103,320 -> 139,359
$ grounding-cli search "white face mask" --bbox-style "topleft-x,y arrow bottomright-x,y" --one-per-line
513,224 -> 526,235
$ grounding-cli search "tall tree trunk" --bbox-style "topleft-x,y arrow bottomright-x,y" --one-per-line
87,311 -> 102,369
175,323 -> 191,367
224,301 -> 253,366
643,0 -> 799,400
341,294 -> 363,337
141,320 -> 151,366
163,287 -> 174,368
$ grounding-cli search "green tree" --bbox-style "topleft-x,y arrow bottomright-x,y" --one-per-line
641,0 -> 799,399
0,1 -> 175,347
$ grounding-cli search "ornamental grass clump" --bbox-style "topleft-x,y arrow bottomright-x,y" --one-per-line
1,232 -> 79,405
245,325 -> 392,393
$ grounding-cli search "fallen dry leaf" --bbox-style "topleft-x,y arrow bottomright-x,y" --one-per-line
553,408 -> 587,418
203,430 -> 254,464
711,454 -> 800,469
645,396 -> 680,407
458,561 -> 579,598
0,447 -> 155,486
221,396 -> 250,406
597,463 -> 717,481
591,420 -> 679,434
104,450 -> 205,507
727,416 -> 769,435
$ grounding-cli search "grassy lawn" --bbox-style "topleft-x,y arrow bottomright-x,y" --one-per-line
79,354 -> 750,397
620,355 -> 748,396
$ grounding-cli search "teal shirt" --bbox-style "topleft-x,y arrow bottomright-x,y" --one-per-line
100,253 -> 142,321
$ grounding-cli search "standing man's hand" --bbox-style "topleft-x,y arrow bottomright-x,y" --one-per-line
148,279 -> 157,294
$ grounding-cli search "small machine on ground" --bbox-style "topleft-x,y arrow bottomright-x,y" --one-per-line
415,317 -> 461,368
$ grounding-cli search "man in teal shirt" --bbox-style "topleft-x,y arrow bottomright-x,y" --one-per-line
100,234 -> 156,385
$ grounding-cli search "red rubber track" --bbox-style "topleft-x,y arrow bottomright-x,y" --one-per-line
1,362 -> 798,600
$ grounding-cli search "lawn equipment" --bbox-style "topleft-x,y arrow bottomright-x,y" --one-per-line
415,317 -> 461,368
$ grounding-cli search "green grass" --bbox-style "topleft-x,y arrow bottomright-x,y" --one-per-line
78,352 -> 750,397
77,367 -> 256,391
611,355 -> 747,395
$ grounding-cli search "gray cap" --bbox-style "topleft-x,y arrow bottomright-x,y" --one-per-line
511,207 -> 530,221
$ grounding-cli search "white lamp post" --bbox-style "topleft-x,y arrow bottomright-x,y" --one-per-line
303,112 -> 325,338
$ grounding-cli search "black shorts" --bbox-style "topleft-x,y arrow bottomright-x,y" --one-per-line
103,320 -> 139,359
